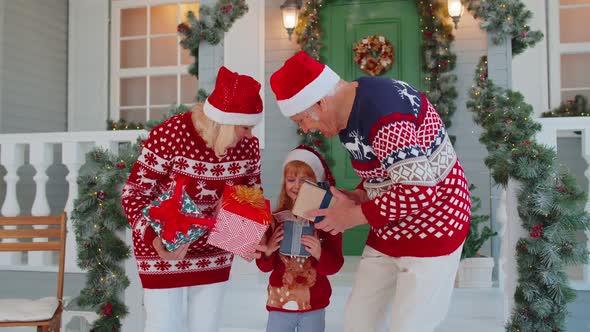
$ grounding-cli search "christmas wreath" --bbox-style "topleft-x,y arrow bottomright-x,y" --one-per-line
352,35 -> 394,76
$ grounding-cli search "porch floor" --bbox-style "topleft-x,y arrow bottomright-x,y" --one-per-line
2,256 -> 589,331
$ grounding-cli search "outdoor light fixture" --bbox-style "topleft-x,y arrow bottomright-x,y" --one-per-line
280,0 -> 302,40
448,0 -> 464,29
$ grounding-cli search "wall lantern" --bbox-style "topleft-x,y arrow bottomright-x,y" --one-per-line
448,0 -> 464,29
280,0 -> 302,40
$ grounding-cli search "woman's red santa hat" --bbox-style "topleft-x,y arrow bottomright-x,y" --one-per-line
270,51 -> 340,117
283,145 -> 335,186
204,66 -> 263,126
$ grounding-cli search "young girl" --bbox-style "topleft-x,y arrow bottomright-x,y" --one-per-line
256,145 -> 344,332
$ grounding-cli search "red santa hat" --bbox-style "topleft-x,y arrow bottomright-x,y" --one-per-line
270,51 -> 340,117
283,145 -> 335,186
204,66 -> 263,126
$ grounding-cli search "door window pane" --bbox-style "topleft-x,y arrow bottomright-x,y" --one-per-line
561,53 -> 590,89
151,4 -> 178,34
121,77 -> 147,107
121,39 -> 147,68
180,2 -> 200,21
150,36 -> 178,66
561,90 -> 590,103
560,0 -> 590,5
121,109 -> 147,124
150,107 -> 171,122
181,74 -> 198,104
121,7 -> 147,37
150,75 -> 177,105
560,7 -> 590,43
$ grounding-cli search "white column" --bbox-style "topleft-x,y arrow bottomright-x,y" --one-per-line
581,128 -> 590,285
122,228 -> 144,331
29,142 -> 54,267
63,141 -> 85,273
501,180 -> 528,322
0,143 -> 24,266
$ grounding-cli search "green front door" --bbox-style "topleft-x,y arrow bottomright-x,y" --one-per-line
320,0 -> 423,255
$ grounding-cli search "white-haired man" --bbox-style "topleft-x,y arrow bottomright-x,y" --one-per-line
270,51 -> 471,332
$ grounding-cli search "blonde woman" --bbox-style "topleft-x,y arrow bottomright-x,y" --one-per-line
122,66 -> 264,332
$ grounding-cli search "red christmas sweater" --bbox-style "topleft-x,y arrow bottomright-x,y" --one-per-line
256,224 -> 343,313
341,77 -> 471,258
122,112 -> 262,289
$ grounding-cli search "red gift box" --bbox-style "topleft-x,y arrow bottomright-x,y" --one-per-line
206,185 -> 271,261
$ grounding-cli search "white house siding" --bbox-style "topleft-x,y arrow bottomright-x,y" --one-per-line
67,0 -> 109,131
0,0 -> 68,133
260,0 -> 300,204
449,14 -> 493,257
0,0 -> 68,218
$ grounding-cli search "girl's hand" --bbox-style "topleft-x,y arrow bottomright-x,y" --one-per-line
152,238 -> 189,260
301,235 -> 321,260
260,224 -> 284,258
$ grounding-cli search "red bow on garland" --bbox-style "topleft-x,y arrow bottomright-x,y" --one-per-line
149,178 -> 216,242
100,302 -> 112,317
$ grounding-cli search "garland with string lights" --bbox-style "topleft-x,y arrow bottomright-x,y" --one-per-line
467,56 -> 590,332
466,0 -> 543,56
294,0 -> 542,155
177,0 -> 248,76
541,95 -> 590,118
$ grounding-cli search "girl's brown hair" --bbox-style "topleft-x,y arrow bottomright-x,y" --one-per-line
273,160 -> 317,213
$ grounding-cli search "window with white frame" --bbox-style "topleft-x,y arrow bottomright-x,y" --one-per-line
548,0 -> 590,108
111,0 -> 199,124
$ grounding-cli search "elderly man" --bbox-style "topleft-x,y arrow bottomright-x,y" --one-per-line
270,51 -> 471,332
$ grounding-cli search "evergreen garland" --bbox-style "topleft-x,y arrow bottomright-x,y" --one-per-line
467,56 -> 590,332
177,0 -> 249,76
466,0 -> 544,55
541,95 -> 590,118
72,146 -> 139,331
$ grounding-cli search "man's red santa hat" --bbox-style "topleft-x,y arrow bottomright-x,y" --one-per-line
270,51 -> 340,117
204,66 -> 263,126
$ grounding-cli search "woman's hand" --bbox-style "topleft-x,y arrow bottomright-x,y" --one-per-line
152,237 -> 190,260
301,234 -> 322,260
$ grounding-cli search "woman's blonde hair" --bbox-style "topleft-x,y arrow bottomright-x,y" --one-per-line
192,103 -> 237,157
274,160 -> 317,213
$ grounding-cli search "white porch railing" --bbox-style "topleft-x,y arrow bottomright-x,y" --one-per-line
535,117 -> 590,290
0,130 -> 145,273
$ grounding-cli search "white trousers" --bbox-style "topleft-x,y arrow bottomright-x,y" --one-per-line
344,245 -> 462,332
143,282 -> 227,332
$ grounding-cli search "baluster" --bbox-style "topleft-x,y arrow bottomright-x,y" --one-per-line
28,143 -> 54,267
63,142 -> 84,273
0,143 -> 25,266
581,129 -> 590,286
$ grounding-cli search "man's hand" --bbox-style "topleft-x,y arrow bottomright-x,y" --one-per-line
339,188 -> 369,204
152,237 -> 190,260
306,187 -> 369,235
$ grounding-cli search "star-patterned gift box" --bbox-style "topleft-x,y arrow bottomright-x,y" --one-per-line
206,185 -> 271,261
142,177 -> 215,252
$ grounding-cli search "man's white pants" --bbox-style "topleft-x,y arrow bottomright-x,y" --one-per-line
344,245 -> 462,332
143,282 -> 227,332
